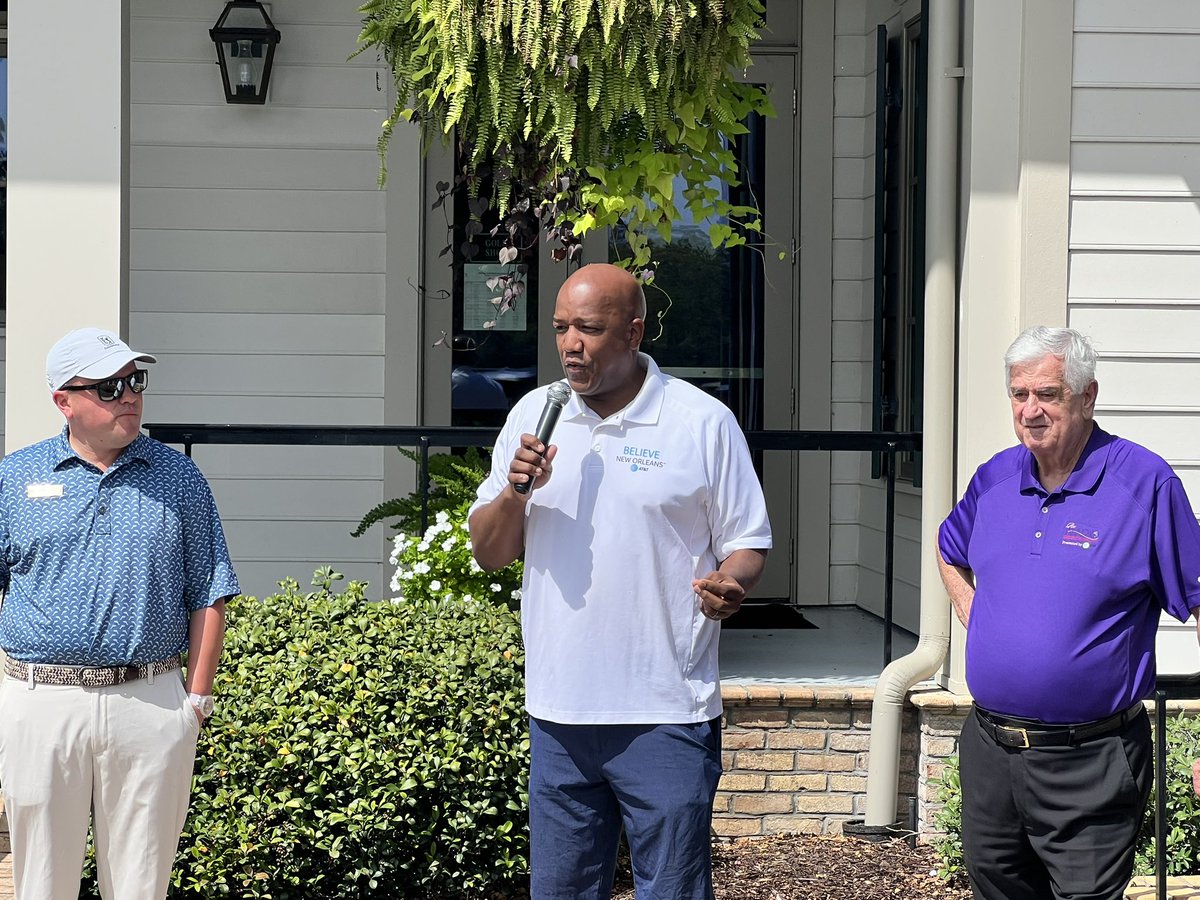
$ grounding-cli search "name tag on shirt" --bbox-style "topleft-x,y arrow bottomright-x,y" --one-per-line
26,482 -> 64,499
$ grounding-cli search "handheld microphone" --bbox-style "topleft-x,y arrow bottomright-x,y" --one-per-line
514,381 -> 572,495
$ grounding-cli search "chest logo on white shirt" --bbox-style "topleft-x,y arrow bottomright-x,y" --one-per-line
1062,522 -> 1101,550
617,445 -> 666,471
25,482 -> 65,499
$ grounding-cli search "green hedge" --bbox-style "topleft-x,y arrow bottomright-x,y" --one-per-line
933,712 -> 1200,880
1134,712 -> 1200,876
80,572 -> 529,898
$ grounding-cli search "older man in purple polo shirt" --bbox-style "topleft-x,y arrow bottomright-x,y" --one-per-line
938,326 -> 1200,900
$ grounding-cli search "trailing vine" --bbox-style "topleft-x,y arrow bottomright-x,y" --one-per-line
356,0 -> 773,275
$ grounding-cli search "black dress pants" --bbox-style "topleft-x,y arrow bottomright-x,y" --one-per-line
959,706 -> 1151,900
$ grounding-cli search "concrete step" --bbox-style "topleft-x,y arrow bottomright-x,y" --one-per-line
1127,876 -> 1200,898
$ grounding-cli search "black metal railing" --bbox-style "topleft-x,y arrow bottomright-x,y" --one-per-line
144,421 -> 1199,887
1153,675 -> 1200,900
145,424 -> 921,665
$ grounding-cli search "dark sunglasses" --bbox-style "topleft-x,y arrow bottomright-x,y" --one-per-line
59,369 -> 149,402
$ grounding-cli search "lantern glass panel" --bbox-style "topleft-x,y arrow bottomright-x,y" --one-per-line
230,40 -> 260,96
222,5 -> 271,29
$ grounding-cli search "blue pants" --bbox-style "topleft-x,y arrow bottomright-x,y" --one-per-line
529,717 -> 722,900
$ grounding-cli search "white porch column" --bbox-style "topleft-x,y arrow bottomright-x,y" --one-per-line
6,1 -> 129,453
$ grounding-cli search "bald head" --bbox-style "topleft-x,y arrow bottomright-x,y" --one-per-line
553,263 -> 648,418
561,263 -> 647,323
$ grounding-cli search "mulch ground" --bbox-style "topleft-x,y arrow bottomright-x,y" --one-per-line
611,834 -> 973,900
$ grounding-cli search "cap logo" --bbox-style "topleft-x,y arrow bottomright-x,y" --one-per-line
96,335 -> 117,348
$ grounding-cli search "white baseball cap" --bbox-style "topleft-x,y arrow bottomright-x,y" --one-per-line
46,328 -> 158,391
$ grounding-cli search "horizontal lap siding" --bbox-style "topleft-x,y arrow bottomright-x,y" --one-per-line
131,4 -> 392,600
1071,4 -> 1200,671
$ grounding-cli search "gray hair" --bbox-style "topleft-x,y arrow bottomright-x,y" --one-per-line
1004,327 -> 1097,394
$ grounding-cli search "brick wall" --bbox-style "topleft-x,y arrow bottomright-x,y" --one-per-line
722,688 -> 1200,846
715,684 -> 925,838
911,690 -> 971,842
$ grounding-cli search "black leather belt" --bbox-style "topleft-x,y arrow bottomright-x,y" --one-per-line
975,703 -> 1144,749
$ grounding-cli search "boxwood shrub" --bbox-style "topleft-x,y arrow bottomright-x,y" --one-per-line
164,571 -> 528,898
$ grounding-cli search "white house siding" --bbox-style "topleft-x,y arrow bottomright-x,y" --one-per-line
827,0 -> 923,634
129,1 -> 394,600
1070,0 -> 1200,673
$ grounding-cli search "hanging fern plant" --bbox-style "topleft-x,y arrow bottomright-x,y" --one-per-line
356,0 -> 773,274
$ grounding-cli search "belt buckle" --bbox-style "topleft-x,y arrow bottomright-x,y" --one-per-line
996,724 -> 1031,749
76,672 -> 116,691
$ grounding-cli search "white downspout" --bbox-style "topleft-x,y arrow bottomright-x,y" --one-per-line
863,0 -> 961,827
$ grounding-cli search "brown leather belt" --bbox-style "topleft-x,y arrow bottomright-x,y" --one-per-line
975,703 -> 1144,749
4,655 -> 181,687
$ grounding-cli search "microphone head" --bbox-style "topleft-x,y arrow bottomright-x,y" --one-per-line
546,380 -> 572,407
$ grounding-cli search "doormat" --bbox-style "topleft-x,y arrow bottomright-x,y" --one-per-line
724,602 -> 817,629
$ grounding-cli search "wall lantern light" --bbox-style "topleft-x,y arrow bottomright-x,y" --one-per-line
209,1 -> 281,104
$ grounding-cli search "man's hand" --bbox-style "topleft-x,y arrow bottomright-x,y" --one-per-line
693,571 -> 746,621
509,433 -> 558,495
469,436 -> 555,572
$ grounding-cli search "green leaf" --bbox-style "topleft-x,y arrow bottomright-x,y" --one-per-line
355,0 -> 773,278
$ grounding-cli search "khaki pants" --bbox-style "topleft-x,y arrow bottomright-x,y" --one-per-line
0,673 -> 200,900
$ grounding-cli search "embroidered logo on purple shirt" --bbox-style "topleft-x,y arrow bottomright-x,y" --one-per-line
1062,522 -> 1101,550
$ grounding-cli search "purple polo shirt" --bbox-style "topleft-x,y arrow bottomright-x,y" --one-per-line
939,425 -> 1200,723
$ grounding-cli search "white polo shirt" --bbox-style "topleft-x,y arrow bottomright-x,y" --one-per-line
471,355 -> 772,724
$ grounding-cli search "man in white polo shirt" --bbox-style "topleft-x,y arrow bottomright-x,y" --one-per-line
470,263 -> 771,899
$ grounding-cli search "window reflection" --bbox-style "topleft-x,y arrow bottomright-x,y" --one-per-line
610,109 -> 767,433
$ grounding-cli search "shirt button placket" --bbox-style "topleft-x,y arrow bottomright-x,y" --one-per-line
1030,498 -> 1048,557
95,486 -> 112,535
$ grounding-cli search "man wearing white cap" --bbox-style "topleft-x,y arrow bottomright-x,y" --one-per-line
0,327 -> 239,899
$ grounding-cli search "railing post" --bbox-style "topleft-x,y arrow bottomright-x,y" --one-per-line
1156,689 -> 1167,900
419,437 -> 431,536
883,441 -> 897,666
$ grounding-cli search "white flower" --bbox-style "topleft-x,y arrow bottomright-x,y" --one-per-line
430,580 -> 442,591
490,583 -> 502,593
417,541 -> 430,553
462,594 -> 473,603
413,561 -> 431,575
401,570 -> 415,580
435,510 -> 450,525
441,537 -> 456,551
511,589 -> 522,600
469,558 -> 483,574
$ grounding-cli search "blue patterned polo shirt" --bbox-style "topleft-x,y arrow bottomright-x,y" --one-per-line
0,427 -> 240,665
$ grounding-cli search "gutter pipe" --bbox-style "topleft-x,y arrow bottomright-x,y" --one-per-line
863,0 -> 962,827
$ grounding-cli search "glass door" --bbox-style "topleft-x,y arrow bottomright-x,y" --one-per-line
602,54 -> 798,600
424,54 -> 806,604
